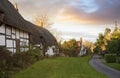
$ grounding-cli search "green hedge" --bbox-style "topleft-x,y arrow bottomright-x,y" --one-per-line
0,47 -> 43,78
105,54 -> 116,63
0,47 -> 13,78
116,57 -> 120,63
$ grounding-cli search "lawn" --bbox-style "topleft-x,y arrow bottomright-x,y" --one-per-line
12,56 -> 107,78
106,63 -> 120,71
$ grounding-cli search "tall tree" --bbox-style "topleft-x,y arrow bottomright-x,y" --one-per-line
61,39 -> 79,56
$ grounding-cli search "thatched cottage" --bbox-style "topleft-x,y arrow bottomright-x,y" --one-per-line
0,0 -> 58,54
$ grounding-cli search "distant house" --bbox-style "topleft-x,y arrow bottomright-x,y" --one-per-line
0,0 -> 58,54
77,38 -> 87,56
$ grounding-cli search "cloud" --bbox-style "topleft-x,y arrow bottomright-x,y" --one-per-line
61,31 -> 97,39
9,0 -> 120,25
55,0 -> 120,25
8,0 -> 120,42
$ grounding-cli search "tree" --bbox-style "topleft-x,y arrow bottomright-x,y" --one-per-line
83,40 -> 93,53
104,28 -> 111,36
111,27 -> 120,39
34,14 -> 53,28
106,39 -> 120,56
96,33 -> 104,47
93,46 -> 101,54
34,14 -> 61,41
61,39 -> 79,57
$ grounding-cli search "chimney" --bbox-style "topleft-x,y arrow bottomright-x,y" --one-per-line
14,3 -> 19,12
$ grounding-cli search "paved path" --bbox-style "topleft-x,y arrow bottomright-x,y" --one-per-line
89,54 -> 120,78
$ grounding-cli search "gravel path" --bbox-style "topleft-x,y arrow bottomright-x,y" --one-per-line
89,54 -> 120,78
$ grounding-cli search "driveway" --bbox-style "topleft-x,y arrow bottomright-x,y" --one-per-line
89,54 -> 120,78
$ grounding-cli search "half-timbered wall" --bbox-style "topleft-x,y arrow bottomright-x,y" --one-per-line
0,24 -> 5,46
0,24 -> 30,53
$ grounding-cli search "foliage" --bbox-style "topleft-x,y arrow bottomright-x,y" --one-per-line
106,39 -> 120,56
111,27 -> 120,39
34,14 -> 53,28
0,47 -> 42,78
105,54 -> 116,63
34,14 -> 61,41
60,39 -> 79,57
0,47 -> 13,78
93,46 -> 101,54
13,48 -> 42,68
104,28 -> 111,35
83,40 -> 93,53
116,57 -> 120,63
106,63 -> 120,71
96,33 -> 104,46
95,26 -> 120,57
12,56 -> 107,78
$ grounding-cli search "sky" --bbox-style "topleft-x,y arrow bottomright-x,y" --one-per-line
9,0 -> 120,42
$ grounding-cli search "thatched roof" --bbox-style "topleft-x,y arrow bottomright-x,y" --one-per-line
0,0 -> 58,46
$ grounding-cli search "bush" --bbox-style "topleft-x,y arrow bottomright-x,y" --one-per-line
105,54 -> 116,63
116,57 -> 120,63
13,48 -> 43,68
28,48 -> 43,60
13,52 -> 28,68
0,47 -> 13,78
0,47 -> 43,78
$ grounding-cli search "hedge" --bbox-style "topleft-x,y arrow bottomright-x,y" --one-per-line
105,54 -> 116,63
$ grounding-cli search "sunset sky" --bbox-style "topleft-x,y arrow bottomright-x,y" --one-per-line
9,0 -> 120,42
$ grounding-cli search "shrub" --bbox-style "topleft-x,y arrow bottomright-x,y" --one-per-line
0,47 -> 13,78
105,54 -> 116,63
28,48 -> 43,60
0,47 -> 43,78
13,48 -> 43,68
116,57 -> 120,63
13,52 -> 27,68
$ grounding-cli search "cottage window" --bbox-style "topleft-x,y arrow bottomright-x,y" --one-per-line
26,33 -> 29,39
20,41 -> 24,46
20,31 -> 24,37
12,34 -> 16,39
12,27 -> 15,34
0,35 -> 5,45
16,29 -> 20,39
13,40 -> 16,48
6,39 -> 13,47
24,32 -> 28,38
6,26 -> 11,36
26,40 -> 29,46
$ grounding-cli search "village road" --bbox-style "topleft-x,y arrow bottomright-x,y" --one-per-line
89,54 -> 120,78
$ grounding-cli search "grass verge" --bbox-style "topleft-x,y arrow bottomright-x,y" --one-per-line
12,56 -> 107,78
106,63 -> 120,71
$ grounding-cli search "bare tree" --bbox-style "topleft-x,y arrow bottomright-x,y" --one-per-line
34,14 -> 61,41
34,14 -> 53,28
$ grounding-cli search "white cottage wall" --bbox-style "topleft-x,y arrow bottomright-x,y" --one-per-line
0,35 -> 5,45
16,29 -> 20,39
0,24 -> 30,53
0,24 -> 5,46
0,24 -> 5,33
